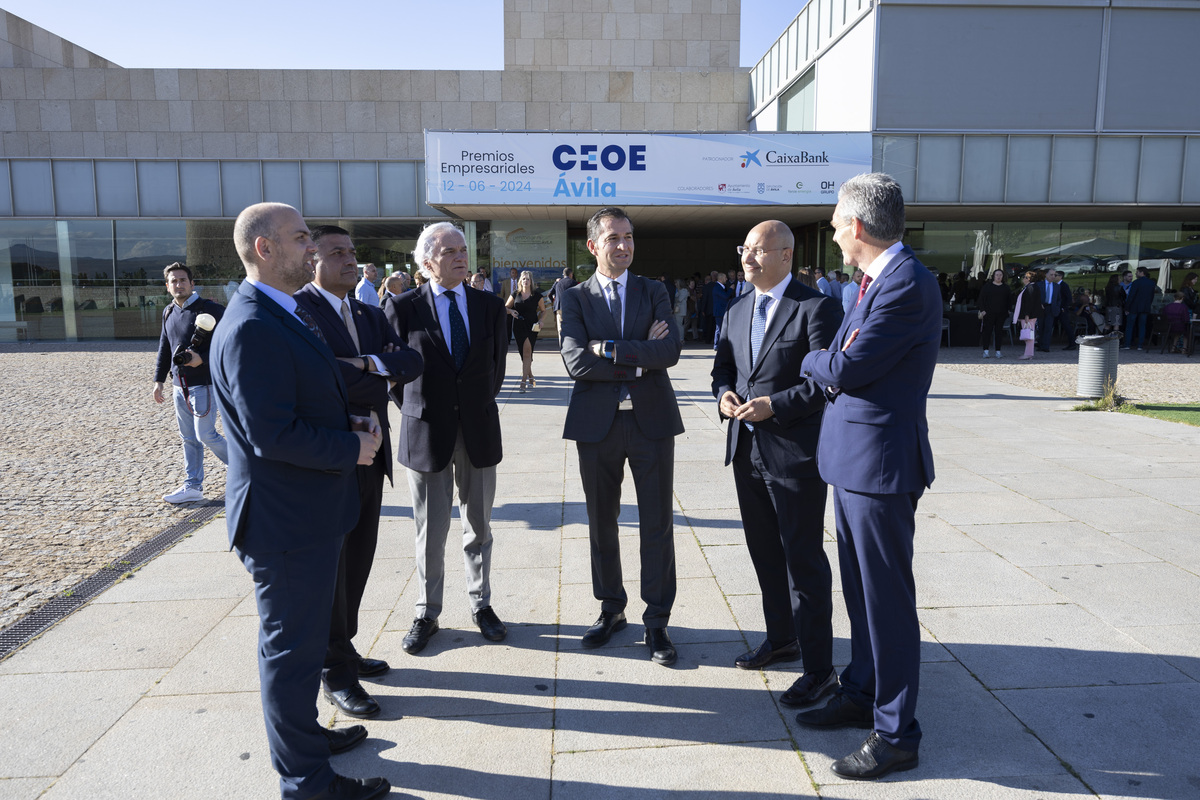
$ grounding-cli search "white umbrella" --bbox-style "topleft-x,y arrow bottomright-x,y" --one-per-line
971,230 -> 990,280
1158,260 -> 1173,293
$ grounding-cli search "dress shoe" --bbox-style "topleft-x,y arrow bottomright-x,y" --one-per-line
323,682 -> 381,719
401,617 -> 439,654
831,730 -> 919,780
581,611 -> 627,648
1063,344 -> 1077,351
322,724 -> 368,755
645,627 -> 677,666
779,668 -> 838,708
734,638 -> 801,670
473,606 -> 508,642
357,657 -> 390,678
795,691 -> 873,729
308,774 -> 391,800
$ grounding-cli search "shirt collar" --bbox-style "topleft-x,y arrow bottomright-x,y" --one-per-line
176,292 -> 200,309
864,241 -> 906,282
246,278 -> 298,316
311,282 -> 349,315
595,271 -> 628,293
753,272 -> 792,302
430,281 -> 466,302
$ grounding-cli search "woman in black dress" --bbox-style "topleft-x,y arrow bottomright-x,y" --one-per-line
505,270 -> 548,393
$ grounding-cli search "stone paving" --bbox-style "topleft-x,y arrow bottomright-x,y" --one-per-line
1,343 -> 1199,799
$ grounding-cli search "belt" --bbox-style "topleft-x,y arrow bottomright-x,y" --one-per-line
617,398 -> 634,411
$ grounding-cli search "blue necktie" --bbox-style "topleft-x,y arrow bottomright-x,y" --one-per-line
750,293 -> 771,368
446,292 -> 468,371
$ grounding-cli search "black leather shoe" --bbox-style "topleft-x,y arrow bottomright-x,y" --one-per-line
734,638 -> 801,670
402,617 -> 439,654
831,730 -> 919,780
795,692 -> 873,729
357,657 -> 389,678
473,606 -> 508,642
323,682 -> 381,719
645,627 -> 677,666
322,724 -> 368,755
1063,344 -> 1077,351
581,611 -> 627,648
779,668 -> 838,708
308,774 -> 391,799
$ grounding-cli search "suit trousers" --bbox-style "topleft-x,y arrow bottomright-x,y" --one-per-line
732,427 -> 833,674
323,454 -> 385,690
237,535 -> 343,800
407,430 -> 495,620
576,410 -> 677,627
832,485 -> 923,752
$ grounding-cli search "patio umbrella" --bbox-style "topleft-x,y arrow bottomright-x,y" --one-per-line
971,230 -> 990,280
1167,243 -> 1200,259
1158,261 -> 1172,293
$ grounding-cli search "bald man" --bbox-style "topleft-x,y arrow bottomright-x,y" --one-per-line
211,202 -> 389,800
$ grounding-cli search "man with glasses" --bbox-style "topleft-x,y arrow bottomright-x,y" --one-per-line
560,207 -> 684,666
713,221 -> 842,706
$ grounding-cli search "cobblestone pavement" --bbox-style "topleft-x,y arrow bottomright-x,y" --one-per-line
1,338 -> 1195,633
0,342 -> 226,631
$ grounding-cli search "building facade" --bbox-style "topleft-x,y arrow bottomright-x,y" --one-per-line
0,0 -> 1197,341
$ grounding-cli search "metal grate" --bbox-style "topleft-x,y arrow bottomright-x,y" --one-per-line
0,501 -> 225,662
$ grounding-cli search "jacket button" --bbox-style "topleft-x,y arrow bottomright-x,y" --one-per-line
453,405 -> 459,411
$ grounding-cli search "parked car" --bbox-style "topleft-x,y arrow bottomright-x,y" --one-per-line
1028,255 -> 1103,274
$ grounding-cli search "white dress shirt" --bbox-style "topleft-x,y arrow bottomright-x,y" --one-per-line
429,281 -> 470,347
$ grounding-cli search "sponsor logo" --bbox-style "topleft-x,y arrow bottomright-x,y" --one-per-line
552,144 -> 647,172
765,150 -> 830,165
740,149 -> 762,168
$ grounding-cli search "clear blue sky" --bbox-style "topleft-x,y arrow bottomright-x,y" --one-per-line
5,0 -> 802,70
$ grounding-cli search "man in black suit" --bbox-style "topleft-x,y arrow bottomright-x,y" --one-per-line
1036,268 -> 1063,351
711,220 -> 842,706
547,266 -> 577,337
211,202 -> 389,800
294,225 -> 423,719
384,222 -> 508,655
1052,270 -> 1078,350
560,207 -> 684,666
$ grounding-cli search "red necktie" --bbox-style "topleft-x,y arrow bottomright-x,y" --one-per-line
855,274 -> 873,307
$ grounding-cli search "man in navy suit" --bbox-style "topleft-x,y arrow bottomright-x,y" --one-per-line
211,203 -> 389,800
384,222 -> 509,656
797,174 -> 940,781
1035,268 -> 1063,352
711,220 -> 842,705
294,225 -> 423,720
560,207 -> 684,666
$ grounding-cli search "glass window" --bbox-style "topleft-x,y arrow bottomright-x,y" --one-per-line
11,160 -> 54,217
301,161 -> 340,217
221,161 -> 263,217
136,161 -> 181,217
95,161 -> 138,217
380,162 -> 418,217
779,68 -> 815,132
0,161 -> 11,217
179,161 -> 221,217
341,162 -> 379,218
263,161 -> 302,208
52,161 -> 97,217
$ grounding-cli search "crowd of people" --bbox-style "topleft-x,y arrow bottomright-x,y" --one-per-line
152,174 -> 947,798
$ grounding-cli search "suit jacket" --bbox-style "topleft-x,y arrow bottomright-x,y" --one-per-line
1126,276 -> 1156,314
211,280 -> 360,552
800,246 -> 941,495
548,275 -> 578,312
499,276 -> 519,303
712,279 -> 842,478
1037,279 -> 1062,317
384,282 -> 507,473
560,273 -> 684,443
294,283 -> 424,483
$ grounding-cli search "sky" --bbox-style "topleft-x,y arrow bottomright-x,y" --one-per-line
6,0 -> 802,71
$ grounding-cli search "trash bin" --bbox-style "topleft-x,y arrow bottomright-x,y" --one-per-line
1076,334 -> 1119,398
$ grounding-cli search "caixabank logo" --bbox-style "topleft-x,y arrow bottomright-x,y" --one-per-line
741,149 -> 832,168
551,143 -> 646,198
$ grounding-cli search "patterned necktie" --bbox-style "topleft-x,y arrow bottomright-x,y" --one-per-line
750,293 -> 771,368
446,291 -> 468,371
606,281 -> 622,336
856,274 -> 873,307
295,304 -> 327,345
340,298 -> 361,352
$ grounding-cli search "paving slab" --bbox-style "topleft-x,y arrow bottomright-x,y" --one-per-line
1120,623 -> 1200,681
1026,562 -> 1200,627
0,778 -> 55,800
816,773 -> 1091,799
914,551 -> 1065,608
957,521 -> 1157,567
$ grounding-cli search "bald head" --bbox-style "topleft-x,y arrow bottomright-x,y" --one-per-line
234,202 -> 296,268
741,220 -> 795,290
749,220 -> 794,251
232,202 -> 316,293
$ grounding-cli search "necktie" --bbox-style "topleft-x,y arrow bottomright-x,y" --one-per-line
340,298 -> 361,352
856,274 -> 873,307
750,293 -> 771,368
295,304 -> 327,345
446,291 -> 468,372
607,281 -> 623,336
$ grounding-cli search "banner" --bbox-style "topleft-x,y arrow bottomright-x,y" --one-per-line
488,220 -> 567,287
425,131 -> 872,207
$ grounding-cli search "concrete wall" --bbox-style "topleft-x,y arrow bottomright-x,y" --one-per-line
0,9 -> 117,69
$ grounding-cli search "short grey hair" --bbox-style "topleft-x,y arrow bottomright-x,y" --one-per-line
412,222 -> 465,279
837,173 -> 906,243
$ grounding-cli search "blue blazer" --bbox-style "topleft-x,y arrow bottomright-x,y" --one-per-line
800,247 -> 941,495
294,283 -> 424,484
711,278 -> 842,478
211,281 -> 361,552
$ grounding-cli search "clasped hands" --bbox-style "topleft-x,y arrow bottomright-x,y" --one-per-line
350,415 -> 383,465
588,319 -> 670,357
720,391 -> 773,424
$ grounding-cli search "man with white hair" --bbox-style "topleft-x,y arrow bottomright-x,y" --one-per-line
384,223 -> 509,655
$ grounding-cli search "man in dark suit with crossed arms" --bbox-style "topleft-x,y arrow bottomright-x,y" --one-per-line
385,222 -> 509,655
211,202 -> 389,800
711,220 -> 842,706
295,225 -> 423,720
560,207 -> 684,666
797,173 -> 940,781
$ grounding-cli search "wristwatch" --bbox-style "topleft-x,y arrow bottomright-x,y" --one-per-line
603,340 -> 615,359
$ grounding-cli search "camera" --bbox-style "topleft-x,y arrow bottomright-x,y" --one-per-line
172,313 -> 217,366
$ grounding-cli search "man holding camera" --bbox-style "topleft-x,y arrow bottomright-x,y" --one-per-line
153,262 -> 228,504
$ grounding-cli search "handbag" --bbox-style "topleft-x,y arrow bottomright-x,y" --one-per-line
1019,326 -> 1034,341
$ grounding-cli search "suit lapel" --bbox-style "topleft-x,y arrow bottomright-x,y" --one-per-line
836,247 -> 913,348
310,290 -> 357,353
584,276 -> 621,339
419,284 -> 455,366
242,282 -> 347,403
750,288 -> 797,378
623,275 -> 645,339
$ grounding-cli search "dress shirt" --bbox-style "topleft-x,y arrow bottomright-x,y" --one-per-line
246,278 -> 302,323
751,272 -> 792,331
355,277 -> 379,307
593,271 -> 642,376
859,241 -> 907,301
309,283 -> 388,375
429,281 -> 471,347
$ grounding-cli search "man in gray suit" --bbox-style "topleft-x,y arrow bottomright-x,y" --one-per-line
560,207 -> 684,666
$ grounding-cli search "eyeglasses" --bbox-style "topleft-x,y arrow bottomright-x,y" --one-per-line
737,246 -> 785,257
